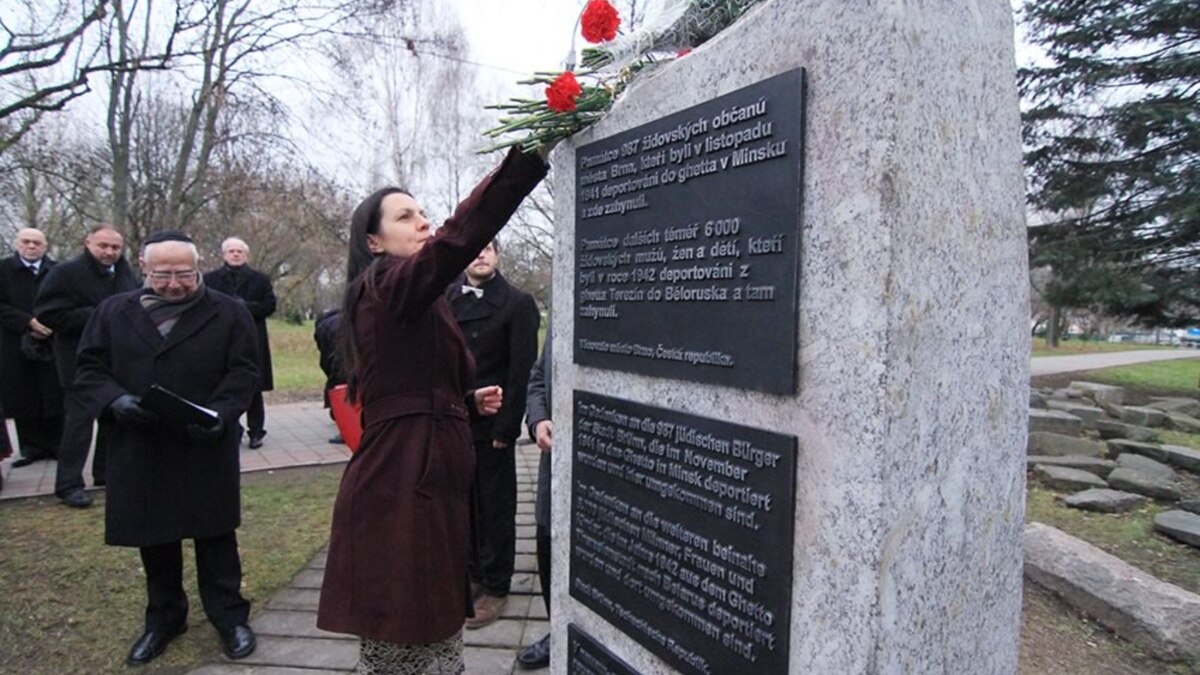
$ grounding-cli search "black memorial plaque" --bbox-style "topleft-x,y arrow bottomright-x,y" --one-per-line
570,391 -> 797,675
573,69 -> 805,394
567,625 -> 642,675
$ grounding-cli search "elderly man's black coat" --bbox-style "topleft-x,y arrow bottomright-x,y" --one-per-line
445,271 -> 540,445
34,250 -> 138,388
73,287 -> 260,547
203,264 -> 276,391
0,254 -> 61,418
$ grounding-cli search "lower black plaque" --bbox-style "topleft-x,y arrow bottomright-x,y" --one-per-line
570,391 -> 796,675
568,625 -> 641,675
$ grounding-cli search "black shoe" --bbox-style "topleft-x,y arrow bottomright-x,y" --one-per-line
516,634 -> 550,670
328,434 -> 344,444
59,489 -> 93,509
220,624 -> 256,660
10,455 -> 43,468
247,431 -> 266,450
127,624 -> 187,665
518,629 -> 549,667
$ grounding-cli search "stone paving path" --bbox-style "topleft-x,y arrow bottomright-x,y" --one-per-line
2,400 -> 548,672
188,440 -> 548,675
1,401 -> 350,501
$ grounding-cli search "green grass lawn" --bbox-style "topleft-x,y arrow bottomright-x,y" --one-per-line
267,318 -> 325,399
1059,358 -> 1200,397
0,466 -> 342,674
1026,484 -> 1200,596
1031,337 -> 1175,357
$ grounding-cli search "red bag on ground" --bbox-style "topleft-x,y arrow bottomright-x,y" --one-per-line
328,384 -> 363,453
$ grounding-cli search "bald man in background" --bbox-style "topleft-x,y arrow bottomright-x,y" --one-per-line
36,224 -> 139,507
0,228 -> 63,467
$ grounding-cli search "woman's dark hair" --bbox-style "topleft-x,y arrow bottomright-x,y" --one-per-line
339,186 -> 412,402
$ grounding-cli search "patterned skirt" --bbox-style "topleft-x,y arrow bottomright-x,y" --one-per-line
356,632 -> 465,674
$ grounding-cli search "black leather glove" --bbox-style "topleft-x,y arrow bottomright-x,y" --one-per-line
110,394 -> 158,429
186,417 -> 225,443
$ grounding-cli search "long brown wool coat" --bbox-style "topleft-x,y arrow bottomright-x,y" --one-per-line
317,148 -> 547,645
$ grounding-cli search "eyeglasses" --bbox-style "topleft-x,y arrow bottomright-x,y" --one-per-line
148,270 -> 199,282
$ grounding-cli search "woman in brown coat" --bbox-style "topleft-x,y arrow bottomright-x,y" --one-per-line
316,146 -> 550,673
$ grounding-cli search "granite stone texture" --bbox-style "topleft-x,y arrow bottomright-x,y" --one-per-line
549,1 -> 1027,672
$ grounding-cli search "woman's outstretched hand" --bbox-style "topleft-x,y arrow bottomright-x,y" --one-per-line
474,385 -> 503,416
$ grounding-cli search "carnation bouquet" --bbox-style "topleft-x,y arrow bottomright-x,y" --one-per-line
481,0 -> 765,153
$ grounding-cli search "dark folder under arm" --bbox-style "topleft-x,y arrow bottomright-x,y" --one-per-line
141,384 -> 220,429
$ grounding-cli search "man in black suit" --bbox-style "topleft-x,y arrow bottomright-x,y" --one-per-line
0,228 -> 63,467
446,240 -> 540,629
73,230 -> 258,665
35,224 -> 139,508
203,237 -> 276,449
516,326 -> 553,670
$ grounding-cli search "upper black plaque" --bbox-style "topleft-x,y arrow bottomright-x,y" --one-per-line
574,69 -> 805,394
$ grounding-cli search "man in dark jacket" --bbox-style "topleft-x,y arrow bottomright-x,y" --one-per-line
516,327 -> 553,670
35,224 -> 139,507
0,229 -> 62,466
74,230 -> 259,665
203,237 -> 276,449
312,308 -> 346,443
446,240 -> 540,628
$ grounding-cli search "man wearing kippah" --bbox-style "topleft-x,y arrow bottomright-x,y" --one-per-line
73,230 -> 260,665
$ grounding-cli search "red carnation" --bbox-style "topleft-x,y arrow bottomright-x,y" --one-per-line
581,0 -> 620,44
546,71 -> 584,113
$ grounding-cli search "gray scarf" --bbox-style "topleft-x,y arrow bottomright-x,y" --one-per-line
139,287 -> 204,337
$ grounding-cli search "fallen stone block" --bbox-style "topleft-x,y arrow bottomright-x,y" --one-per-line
1032,465 -> 1108,492
1095,420 -> 1159,443
1025,523 -> 1200,661
1047,400 -> 1105,429
1179,500 -> 1200,515
1052,388 -> 1085,400
1122,406 -> 1168,428
1030,389 -> 1048,410
1062,489 -> 1147,513
1160,445 -> 1200,473
1116,454 -> 1177,481
1165,412 -> 1200,434
1105,439 -> 1168,462
1029,408 -> 1085,436
1069,381 -> 1125,407
1028,432 -> 1107,458
1026,455 -> 1116,477
1106,468 -> 1182,501
1147,397 -> 1200,418
1153,510 -> 1200,549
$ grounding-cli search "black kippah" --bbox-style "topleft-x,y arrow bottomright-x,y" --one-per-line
143,229 -> 194,244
